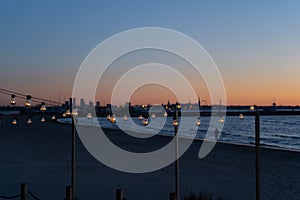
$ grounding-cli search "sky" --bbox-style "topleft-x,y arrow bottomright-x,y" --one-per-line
1,0 -> 300,106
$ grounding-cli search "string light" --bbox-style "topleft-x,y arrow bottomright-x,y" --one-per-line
110,115 -> 116,123
27,118 -> 32,124
51,115 -> 56,120
11,118 -> 17,125
65,110 -> 71,116
25,95 -> 32,108
10,94 -> 16,105
86,113 -> 92,119
40,116 -> 46,123
40,102 -> 47,112
173,119 -> 179,126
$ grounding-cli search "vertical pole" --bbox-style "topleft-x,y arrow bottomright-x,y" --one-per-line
116,189 -> 124,200
66,186 -> 73,200
20,183 -> 28,200
255,110 -> 261,200
169,192 -> 176,200
70,98 -> 75,199
174,109 -> 179,200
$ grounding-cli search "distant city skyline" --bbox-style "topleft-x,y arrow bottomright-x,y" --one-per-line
1,1 -> 300,106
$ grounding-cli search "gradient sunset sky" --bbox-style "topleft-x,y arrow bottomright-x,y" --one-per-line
1,0 -> 300,106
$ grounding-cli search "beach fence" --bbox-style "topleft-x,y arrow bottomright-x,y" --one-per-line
0,183 -> 40,200
1,185 -> 126,200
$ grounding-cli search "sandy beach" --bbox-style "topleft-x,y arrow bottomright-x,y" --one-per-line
0,116 -> 299,200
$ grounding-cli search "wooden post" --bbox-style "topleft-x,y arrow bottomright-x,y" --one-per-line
70,98 -> 76,199
169,192 -> 176,200
255,110 -> 261,200
66,186 -> 73,200
116,189 -> 124,200
174,110 -> 179,200
20,183 -> 28,200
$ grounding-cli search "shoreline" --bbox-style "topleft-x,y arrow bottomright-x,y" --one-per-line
57,118 -> 300,154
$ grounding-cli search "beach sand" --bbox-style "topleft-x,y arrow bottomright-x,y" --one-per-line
0,116 -> 299,199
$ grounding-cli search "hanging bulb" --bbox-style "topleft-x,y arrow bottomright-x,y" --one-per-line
173,119 -> 179,126
25,95 -> 32,108
51,115 -> 56,120
40,102 -> 47,112
86,112 -> 92,119
196,119 -> 201,126
10,94 -> 16,105
11,118 -> 17,125
143,118 -> 149,126
138,115 -> 143,121
110,115 -> 116,123
72,109 -> 78,117
27,118 -> 32,124
219,117 -> 225,123
65,110 -> 71,116
40,116 -> 46,123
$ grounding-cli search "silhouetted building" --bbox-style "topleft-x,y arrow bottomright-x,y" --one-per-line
88,100 -> 94,108
96,101 -> 101,108
80,98 -> 85,108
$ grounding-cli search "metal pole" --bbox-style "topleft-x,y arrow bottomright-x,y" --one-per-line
174,109 -> 179,200
169,192 -> 176,200
20,183 -> 28,200
66,186 -> 73,200
255,110 -> 261,200
116,189 -> 124,200
70,98 -> 75,199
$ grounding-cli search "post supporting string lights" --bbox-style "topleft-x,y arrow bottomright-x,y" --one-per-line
1,89 -> 76,200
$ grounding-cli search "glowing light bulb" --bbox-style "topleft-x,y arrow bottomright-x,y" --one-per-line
11,118 -> 17,125
40,102 -> 47,112
138,115 -> 143,121
87,113 -> 92,119
27,118 -> 32,124
40,116 -> 46,123
110,115 -> 116,123
25,95 -> 32,108
65,110 -> 71,116
143,118 -> 149,126
173,120 -> 179,126
10,94 -> 16,106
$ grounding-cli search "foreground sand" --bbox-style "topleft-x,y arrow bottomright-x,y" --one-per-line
0,116 -> 299,199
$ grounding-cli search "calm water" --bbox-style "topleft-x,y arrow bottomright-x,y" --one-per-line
59,115 -> 300,151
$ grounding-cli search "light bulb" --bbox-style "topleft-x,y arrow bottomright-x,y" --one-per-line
40,116 -> 46,123
10,94 -> 16,106
27,118 -> 32,124
40,102 -> 47,112
25,95 -> 32,108
11,118 -> 17,125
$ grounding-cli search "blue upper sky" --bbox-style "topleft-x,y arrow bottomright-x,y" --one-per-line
1,0 -> 300,105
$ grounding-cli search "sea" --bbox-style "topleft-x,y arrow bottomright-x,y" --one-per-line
58,115 -> 300,152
